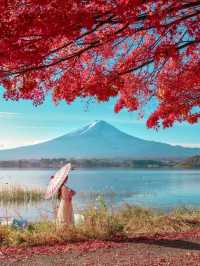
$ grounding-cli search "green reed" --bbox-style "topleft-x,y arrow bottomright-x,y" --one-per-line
0,185 -> 44,204
0,184 -> 154,205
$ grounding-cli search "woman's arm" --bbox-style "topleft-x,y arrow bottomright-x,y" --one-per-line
70,189 -> 76,197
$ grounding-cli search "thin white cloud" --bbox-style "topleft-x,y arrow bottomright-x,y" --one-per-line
170,143 -> 200,148
0,112 -> 21,118
15,125 -> 59,129
0,140 -> 46,150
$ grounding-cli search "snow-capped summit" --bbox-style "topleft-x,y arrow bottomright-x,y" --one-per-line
68,120 -> 123,137
0,120 -> 199,160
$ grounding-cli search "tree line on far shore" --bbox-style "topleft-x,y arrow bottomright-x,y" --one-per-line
0,158 -> 178,169
0,156 -> 199,169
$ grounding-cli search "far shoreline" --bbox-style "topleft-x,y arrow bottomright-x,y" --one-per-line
0,166 -> 200,170
0,156 -> 199,170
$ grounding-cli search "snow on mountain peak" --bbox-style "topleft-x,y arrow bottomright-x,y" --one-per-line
68,120 -> 114,137
79,121 -> 99,135
89,120 -> 108,127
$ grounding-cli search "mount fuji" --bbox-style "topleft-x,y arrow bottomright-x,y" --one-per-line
0,120 -> 199,160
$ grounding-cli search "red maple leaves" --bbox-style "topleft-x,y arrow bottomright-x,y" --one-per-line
0,0 -> 199,128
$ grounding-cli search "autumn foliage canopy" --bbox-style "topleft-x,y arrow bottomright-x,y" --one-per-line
0,0 -> 199,128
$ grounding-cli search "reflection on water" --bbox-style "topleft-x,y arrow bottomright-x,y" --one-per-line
0,201 -> 55,221
0,168 -> 200,221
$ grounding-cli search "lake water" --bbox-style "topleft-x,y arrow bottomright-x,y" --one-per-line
1,168 -> 200,221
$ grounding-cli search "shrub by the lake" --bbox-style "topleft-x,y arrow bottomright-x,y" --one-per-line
0,185 -> 44,204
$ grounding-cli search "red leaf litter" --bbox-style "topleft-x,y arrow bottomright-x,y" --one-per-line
2,230 -> 200,264
0,240 -> 121,263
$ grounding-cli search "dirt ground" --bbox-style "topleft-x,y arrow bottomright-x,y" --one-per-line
2,238 -> 200,266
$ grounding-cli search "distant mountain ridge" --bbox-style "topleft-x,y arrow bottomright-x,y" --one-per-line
0,120 -> 199,160
176,155 -> 200,168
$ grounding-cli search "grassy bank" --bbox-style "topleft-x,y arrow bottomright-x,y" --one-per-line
1,204 -> 200,247
0,185 -> 44,204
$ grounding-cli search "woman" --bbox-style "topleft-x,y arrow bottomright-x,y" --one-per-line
56,176 -> 76,226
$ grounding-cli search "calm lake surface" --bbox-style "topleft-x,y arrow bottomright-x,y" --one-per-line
1,168 -> 200,221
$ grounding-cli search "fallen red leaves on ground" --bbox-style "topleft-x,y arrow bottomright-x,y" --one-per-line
0,240 -> 122,263
2,229 -> 200,264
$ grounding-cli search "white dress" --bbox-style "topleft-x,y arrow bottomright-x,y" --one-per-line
56,186 -> 75,226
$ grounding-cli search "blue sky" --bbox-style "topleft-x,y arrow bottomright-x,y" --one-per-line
0,86 -> 200,149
